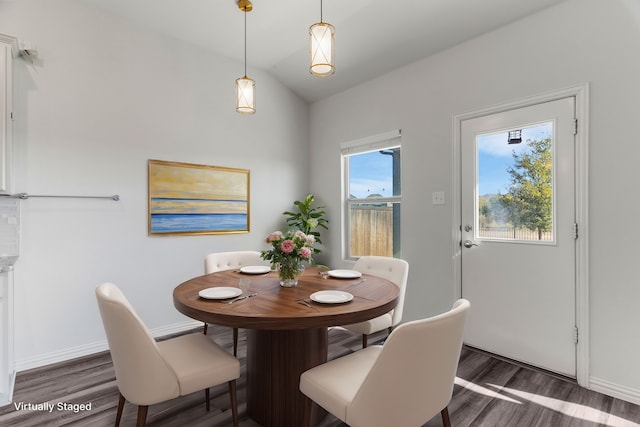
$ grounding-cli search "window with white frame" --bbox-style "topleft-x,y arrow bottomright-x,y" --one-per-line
341,130 -> 401,259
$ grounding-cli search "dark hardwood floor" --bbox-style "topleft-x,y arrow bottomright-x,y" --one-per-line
1,325 -> 639,427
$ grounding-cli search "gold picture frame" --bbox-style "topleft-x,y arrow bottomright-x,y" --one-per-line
148,159 -> 250,235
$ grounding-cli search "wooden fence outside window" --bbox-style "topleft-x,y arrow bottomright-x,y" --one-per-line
350,205 -> 393,257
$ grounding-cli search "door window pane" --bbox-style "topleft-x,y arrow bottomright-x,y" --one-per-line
477,122 -> 554,242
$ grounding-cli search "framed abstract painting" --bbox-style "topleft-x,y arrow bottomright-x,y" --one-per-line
148,159 -> 250,235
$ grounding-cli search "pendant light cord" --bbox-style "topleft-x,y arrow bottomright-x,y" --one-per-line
243,9 -> 247,77
320,0 -> 323,23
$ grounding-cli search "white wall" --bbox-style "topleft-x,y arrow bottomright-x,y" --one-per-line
0,0 -> 310,369
309,0 -> 640,403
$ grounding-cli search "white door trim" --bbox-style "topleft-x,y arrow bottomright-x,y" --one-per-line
452,84 -> 590,387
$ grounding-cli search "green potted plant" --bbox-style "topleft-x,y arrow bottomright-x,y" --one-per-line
283,194 -> 328,254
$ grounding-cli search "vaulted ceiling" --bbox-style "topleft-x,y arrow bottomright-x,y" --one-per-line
81,0 -> 566,103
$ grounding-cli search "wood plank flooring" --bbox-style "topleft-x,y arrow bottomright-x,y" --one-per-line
1,325 -> 639,427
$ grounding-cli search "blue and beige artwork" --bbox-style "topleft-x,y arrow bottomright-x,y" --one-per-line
149,161 -> 249,234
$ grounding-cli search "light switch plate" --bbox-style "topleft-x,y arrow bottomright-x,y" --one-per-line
432,191 -> 445,205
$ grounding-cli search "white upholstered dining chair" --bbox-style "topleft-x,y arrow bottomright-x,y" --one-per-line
96,282 -> 240,427
203,250 -> 270,355
300,299 -> 470,427
342,256 -> 409,348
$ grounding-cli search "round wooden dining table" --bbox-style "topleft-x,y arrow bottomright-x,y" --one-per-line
173,266 -> 399,427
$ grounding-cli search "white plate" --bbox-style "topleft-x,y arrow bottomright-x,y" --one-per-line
327,269 -> 362,279
240,265 -> 271,274
199,287 -> 242,300
310,290 -> 354,304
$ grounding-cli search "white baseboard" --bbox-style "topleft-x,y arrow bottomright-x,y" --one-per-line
0,371 -> 15,407
589,376 -> 640,406
14,320 -> 201,372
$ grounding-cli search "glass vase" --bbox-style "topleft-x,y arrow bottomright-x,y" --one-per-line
278,261 -> 305,287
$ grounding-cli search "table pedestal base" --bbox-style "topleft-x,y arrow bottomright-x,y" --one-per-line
246,328 -> 328,427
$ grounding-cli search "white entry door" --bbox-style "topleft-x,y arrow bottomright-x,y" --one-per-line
460,97 -> 576,377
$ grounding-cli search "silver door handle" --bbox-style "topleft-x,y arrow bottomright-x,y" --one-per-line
463,240 -> 478,248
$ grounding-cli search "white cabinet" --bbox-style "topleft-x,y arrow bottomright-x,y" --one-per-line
0,34 -> 16,195
0,34 -> 16,407
0,268 -> 14,407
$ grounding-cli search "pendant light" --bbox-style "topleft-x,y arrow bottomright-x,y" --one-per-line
309,0 -> 335,77
236,0 -> 255,114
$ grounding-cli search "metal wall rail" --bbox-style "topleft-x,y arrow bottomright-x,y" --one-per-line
0,193 -> 120,201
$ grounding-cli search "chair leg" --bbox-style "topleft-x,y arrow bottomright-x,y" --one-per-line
302,395 -> 313,427
205,388 -> 210,412
115,392 -> 125,427
135,405 -> 148,427
362,334 -> 368,348
229,380 -> 239,427
233,327 -> 239,356
441,406 -> 451,427
203,322 -> 208,335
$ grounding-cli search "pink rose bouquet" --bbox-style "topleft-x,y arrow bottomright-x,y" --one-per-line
261,229 -> 315,285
